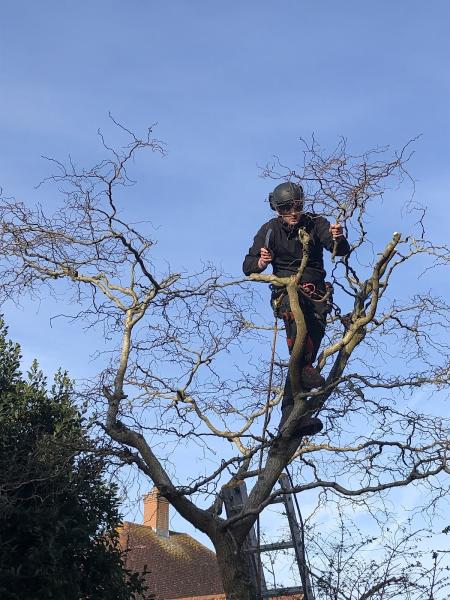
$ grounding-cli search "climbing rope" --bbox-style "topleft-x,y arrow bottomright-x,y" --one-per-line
256,316 -> 279,599
260,316 -> 279,446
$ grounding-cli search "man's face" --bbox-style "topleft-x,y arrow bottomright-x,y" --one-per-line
277,202 -> 303,226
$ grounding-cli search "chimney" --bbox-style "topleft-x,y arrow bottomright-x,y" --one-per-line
143,488 -> 170,538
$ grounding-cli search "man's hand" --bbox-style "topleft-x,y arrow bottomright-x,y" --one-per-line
330,223 -> 344,240
258,247 -> 273,270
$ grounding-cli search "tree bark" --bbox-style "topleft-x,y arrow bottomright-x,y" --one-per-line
213,530 -> 260,600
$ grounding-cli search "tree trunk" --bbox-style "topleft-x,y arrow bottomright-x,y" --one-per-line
213,530 -> 259,600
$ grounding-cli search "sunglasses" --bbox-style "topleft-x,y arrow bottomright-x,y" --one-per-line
277,202 -> 303,215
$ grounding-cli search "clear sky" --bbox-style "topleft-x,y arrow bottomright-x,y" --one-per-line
1,0 -> 449,571
2,0 -> 449,358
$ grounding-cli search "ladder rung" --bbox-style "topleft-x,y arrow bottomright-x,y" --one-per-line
263,585 -> 304,597
222,477 -> 312,598
269,496 -> 286,505
246,541 -> 294,553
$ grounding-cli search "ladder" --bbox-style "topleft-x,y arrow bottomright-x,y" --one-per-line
222,473 -> 315,600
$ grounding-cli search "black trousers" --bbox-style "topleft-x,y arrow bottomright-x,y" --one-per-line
273,283 -> 330,410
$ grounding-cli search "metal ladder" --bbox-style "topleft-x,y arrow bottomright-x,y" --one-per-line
222,473 -> 314,600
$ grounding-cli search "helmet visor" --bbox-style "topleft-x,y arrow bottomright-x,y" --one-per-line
277,201 -> 303,215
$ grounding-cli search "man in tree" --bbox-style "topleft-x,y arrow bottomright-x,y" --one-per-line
243,182 -> 350,435
2,124 -> 449,599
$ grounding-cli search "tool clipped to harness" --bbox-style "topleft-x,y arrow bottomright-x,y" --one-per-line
270,284 -> 286,317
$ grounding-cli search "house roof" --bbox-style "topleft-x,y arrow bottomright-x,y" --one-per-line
119,521 -> 224,600
120,521 -> 303,600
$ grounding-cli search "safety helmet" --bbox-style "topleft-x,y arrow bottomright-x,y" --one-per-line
268,182 -> 304,211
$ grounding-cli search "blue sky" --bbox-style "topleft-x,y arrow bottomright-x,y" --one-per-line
2,0 -> 449,371
1,0 -> 450,566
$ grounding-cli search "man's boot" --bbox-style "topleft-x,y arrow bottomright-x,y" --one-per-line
294,414 -> 323,436
301,364 -> 325,390
279,404 -> 323,438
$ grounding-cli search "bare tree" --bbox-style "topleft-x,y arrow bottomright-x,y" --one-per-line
0,121 -> 449,599
303,509 -> 450,600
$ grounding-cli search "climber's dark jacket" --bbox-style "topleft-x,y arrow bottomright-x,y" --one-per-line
243,213 -> 350,282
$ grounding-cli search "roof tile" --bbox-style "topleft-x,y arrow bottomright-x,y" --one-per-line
120,522 -> 224,600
